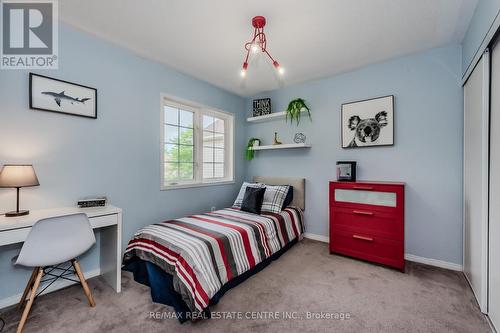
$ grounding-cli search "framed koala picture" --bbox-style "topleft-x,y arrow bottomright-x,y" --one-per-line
341,95 -> 394,148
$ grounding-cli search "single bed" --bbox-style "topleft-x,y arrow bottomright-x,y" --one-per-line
122,177 -> 305,322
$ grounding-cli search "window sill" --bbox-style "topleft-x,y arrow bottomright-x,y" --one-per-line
161,180 -> 235,191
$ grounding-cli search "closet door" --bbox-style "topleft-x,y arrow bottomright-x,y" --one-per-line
490,41 -> 500,329
463,52 -> 489,313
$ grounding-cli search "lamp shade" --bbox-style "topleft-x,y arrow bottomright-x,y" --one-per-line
0,165 -> 40,188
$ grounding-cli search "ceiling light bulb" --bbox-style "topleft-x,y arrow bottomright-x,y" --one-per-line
241,62 -> 248,77
273,61 -> 284,75
251,43 -> 259,54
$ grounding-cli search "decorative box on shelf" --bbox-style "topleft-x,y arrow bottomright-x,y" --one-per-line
329,181 -> 405,271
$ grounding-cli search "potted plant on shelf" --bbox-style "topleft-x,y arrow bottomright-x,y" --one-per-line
245,138 -> 261,160
285,98 -> 311,125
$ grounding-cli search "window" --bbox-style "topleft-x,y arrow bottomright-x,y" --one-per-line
161,97 -> 234,189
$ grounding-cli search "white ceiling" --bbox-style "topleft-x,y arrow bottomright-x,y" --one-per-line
60,0 -> 478,97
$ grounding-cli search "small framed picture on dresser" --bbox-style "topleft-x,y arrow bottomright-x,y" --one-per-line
336,161 -> 356,181
29,73 -> 97,119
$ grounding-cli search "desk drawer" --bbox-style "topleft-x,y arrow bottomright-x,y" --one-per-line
0,214 -> 118,246
330,207 -> 402,240
90,214 -> 118,229
0,227 -> 30,246
330,228 -> 404,270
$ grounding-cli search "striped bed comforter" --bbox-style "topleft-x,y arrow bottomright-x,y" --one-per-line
123,207 -> 304,313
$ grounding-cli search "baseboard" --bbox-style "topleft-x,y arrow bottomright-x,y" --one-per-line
0,268 -> 101,310
404,254 -> 463,271
303,232 -> 329,243
303,232 -> 463,271
486,314 -> 499,333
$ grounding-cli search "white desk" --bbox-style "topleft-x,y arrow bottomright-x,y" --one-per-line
0,205 -> 122,297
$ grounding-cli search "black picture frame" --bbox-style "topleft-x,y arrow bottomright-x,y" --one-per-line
336,161 -> 357,181
252,98 -> 272,117
340,95 -> 394,149
29,73 -> 98,119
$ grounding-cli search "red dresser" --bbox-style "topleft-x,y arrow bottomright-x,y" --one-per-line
329,181 -> 405,271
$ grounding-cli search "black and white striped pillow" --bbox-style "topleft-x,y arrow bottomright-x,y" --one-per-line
261,185 -> 291,214
233,182 -> 265,208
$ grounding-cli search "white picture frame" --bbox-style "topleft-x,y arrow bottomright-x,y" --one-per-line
341,95 -> 394,148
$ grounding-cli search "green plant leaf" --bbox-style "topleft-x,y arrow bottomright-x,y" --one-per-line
245,138 -> 260,160
285,98 -> 311,126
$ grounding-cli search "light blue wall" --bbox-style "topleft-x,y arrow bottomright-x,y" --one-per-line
0,25 -> 245,300
0,21 -> 466,305
462,0 -> 500,74
244,46 -> 464,264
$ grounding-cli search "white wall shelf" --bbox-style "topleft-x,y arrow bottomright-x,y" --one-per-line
250,143 -> 312,151
247,110 -> 307,123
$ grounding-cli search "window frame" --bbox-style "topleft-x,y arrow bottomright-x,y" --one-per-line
160,94 -> 234,190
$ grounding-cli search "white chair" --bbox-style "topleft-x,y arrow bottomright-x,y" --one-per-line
14,213 -> 97,333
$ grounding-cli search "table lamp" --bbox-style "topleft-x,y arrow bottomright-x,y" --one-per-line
0,164 -> 40,217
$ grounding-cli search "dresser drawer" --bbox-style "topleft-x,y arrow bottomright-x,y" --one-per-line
330,228 -> 404,270
329,182 -> 404,213
330,207 -> 402,240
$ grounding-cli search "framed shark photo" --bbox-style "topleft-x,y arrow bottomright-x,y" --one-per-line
341,95 -> 394,148
29,73 -> 97,119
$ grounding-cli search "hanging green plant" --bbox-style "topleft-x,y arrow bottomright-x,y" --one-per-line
285,98 -> 311,125
245,138 -> 261,160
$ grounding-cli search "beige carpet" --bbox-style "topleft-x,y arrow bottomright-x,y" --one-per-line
0,239 -> 491,333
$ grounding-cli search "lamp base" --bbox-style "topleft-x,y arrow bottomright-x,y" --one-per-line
5,210 -> 29,217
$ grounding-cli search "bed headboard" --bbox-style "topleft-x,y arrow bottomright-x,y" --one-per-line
252,176 -> 305,210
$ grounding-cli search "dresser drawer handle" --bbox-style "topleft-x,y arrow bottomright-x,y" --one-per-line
352,234 -> 373,242
352,186 -> 373,190
353,210 -> 374,216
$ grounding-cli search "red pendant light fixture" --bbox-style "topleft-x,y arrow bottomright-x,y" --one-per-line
241,16 -> 284,78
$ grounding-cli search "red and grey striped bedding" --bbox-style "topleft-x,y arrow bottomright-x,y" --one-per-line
123,207 -> 304,312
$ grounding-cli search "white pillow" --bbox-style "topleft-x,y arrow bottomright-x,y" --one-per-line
233,182 -> 265,208
261,185 -> 291,214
